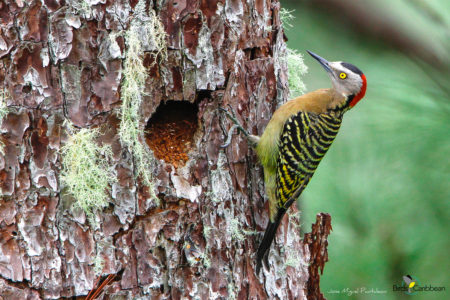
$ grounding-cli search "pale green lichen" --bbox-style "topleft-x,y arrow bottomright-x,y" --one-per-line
227,279 -> 237,300
283,210 -> 306,269
284,250 -> 302,268
203,225 -> 213,238
118,0 -> 166,202
204,191 -> 221,203
284,244 -> 309,270
286,48 -> 308,98
278,8 -> 309,97
60,123 -> 117,218
242,228 -> 259,236
70,0 -> 93,18
92,254 -> 105,276
287,209 -> 302,230
0,89 -> 8,121
0,88 -> 10,155
280,8 -> 295,28
228,218 -> 245,241
200,251 -> 211,269
227,218 -> 258,242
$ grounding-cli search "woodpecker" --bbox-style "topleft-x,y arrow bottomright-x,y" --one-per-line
222,51 -> 367,272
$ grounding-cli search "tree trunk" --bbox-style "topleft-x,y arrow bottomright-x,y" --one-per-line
0,0 -> 331,299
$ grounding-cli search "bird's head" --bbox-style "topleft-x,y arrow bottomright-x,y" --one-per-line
307,50 -> 367,108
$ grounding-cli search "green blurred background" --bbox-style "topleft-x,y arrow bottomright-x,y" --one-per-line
281,0 -> 450,299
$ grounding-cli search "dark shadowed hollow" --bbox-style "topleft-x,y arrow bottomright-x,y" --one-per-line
145,101 -> 198,168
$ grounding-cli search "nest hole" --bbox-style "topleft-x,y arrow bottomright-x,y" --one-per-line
146,101 -> 198,168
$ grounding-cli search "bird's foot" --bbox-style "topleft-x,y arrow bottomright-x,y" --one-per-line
221,124 -> 242,148
220,105 -> 259,148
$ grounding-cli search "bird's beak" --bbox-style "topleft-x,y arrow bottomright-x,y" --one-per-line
307,50 -> 333,74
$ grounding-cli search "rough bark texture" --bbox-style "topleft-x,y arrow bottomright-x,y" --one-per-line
304,213 -> 332,300
0,0 -> 330,299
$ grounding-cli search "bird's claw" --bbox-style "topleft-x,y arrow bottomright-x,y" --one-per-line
220,105 -> 252,148
221,124 -> 240,148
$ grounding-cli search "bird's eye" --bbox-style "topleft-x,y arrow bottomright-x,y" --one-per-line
339,72 -> 347,79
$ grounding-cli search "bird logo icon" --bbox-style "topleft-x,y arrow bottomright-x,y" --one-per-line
403,275 -> 416,293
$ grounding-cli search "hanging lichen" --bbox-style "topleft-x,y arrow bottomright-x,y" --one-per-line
118,0 -> 167,201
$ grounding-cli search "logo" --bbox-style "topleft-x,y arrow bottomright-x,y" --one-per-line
402,275 -> 420,295
393,275 -> 445,295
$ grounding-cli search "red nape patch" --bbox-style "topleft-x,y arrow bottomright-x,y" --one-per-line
350,74 -> 367,107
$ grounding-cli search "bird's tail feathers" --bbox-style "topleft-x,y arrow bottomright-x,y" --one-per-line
256,208 -> 286,273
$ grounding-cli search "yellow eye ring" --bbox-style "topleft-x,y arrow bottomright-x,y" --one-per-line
339,72 -> 347,79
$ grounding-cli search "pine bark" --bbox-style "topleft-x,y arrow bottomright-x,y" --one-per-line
0,0 -> 331,299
